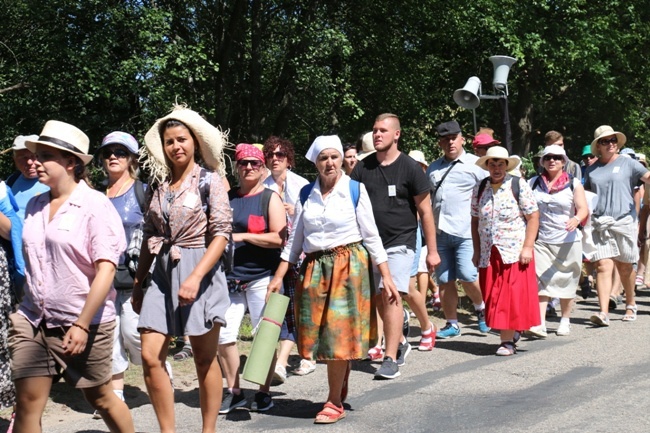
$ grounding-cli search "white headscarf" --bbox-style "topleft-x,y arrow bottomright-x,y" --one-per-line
305,135 -> 343,163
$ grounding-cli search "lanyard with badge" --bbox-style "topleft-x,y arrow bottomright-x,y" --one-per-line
378,164 -> 399,198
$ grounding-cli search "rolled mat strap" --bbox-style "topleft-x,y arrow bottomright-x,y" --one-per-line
262,316 -> 282,327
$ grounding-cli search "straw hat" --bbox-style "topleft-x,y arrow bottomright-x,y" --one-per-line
590,125 -> 626,156
355,131 -> 376,160
476,146 -> 520,171
12,134 -> 39,151
408,150 -> 428,168
25,121 -> 93,165
142,105 -> 229,183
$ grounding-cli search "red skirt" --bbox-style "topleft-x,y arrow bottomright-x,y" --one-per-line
479,246 -> 541,331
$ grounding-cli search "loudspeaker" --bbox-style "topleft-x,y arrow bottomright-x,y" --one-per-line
489,56 -> 516,92
453,76 -> 481,109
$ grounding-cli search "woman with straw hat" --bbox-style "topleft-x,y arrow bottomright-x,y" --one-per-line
8,120 -> 134,432
471,146 -> 540,356
132,106 -> 232,433
583,125 -> 650,326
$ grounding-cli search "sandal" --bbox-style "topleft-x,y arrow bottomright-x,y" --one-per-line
314,402 -> 346,424
367,345 -> 384,361
495,341 -> 517,356
294,359 -> 316,376
341,361 -> 351,403
622,304 -> 638,322
589,312 -> 610,327
173,345 -> 193,361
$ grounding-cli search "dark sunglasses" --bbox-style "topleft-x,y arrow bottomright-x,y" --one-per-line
101,148 -> 130,159
582,154 -> 595,159
236,159 -> 264,169
543,155 -> 564,162
266,151 -> 287,159
598,137 -> 618,146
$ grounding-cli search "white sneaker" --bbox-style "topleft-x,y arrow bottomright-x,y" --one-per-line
556,322 -> 571,336
271,364 -> 287,385
524,325 -> 548,338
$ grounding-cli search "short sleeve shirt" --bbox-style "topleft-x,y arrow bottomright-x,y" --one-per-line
20,181 -> 126,328
351,152 -> 430,250
530,176 -> 582,244
584,156 -> 647,219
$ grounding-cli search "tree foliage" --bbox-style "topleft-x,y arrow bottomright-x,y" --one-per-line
1,0 -> 649,178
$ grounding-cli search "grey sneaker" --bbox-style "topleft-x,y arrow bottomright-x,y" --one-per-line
251,392 -> 274,412
374,356 -> 400,379
219,390 -> 247,414
402,308 -> 410,338
396,340 -> 411,367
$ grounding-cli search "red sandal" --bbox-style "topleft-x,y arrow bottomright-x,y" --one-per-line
314,402 -> 346,424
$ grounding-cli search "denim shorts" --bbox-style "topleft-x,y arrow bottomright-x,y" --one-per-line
434,232 -> 478,284
373,245 -> 415,294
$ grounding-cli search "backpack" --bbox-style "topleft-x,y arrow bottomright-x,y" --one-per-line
477,175 -> 521,204
5,171 -> 20,188
299,179 -> 361,207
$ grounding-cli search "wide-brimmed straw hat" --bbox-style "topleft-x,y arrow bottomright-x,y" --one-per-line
25,120 -> 93,165
590,125 -> 626,156
142,105 -> 229,183
476,146 -> 520,171
408,150 -> 428,168
355,131 -> 376,160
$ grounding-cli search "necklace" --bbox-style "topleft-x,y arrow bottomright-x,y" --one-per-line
106,178 -> 133,198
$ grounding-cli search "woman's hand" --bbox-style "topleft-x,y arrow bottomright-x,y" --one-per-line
131,285 -> 144,314
284,203 -> 295,217
266,275 -> 283,302
179,274 -> 202,306
62,326 -> 89,356
472,251 -> 480,268
565,216 -> 580,232
519,246 -> 534,265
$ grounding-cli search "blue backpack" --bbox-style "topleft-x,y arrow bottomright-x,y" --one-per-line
299,179 -> 361,208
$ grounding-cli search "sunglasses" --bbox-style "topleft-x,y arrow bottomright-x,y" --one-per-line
598,137 -> 618,146
236,159 -> 264,169
582,154 -> 595,159
101,148 -> 130,159
266,151 -> 287,159
543,155 -> 564,162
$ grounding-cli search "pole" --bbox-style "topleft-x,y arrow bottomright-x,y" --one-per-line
499,92 -> 512,154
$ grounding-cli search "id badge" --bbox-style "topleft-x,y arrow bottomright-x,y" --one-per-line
183,192 -> 199,208
612,166 -> 620,174
388,185 -> 396,197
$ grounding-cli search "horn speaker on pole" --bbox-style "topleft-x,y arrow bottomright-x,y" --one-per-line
453,76 -> 481,110
489,56 -> 517,93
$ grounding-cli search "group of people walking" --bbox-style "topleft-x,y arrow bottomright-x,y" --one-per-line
0,106 -> 646,431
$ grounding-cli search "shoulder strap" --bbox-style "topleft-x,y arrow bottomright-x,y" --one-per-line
511,175 -> 521,203
531,176 -> 541,192
349,179 -> 360,208
299,182 -> 315,206
260,188 -> 273,226
477,177 -> 489,200
199,168 -> 211,214
134,180 -> 146,213
6,172 -> 19,188
569,174 -> 575,192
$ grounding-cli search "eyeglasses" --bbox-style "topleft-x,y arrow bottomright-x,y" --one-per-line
543,155 -> 564,162
236,159 -> 264,170
598,137 -> 618,146
101,148 -> 130,159
582,154 -> 595,159
266,151 -> 287,159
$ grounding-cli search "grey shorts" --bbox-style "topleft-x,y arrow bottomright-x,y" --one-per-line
372,245 -> 415,294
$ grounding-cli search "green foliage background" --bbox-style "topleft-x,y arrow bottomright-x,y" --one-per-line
1,0 -> 649,180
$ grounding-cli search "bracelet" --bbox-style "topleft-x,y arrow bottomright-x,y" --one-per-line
72,323 -> 90,334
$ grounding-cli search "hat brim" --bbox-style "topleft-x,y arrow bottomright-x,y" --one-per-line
25,140 -> 93,165
590,131 -> 626,157
143,106 -> 230,183
476,155 -> 519,171
356,150 -> 376,161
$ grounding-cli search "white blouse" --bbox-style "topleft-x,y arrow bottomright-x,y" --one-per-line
281,173 -> 388,265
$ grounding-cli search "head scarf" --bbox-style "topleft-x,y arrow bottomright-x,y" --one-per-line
305,135 -> 343,163
235,143 -> 264,161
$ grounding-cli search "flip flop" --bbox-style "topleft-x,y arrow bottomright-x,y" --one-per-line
314,402 -> 346,424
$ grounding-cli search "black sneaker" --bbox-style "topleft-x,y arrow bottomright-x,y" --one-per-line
251,392 -> 273,412
402,308 -> 410,338
396,340 -> 411,367
219,390 -> 247,414
374,356 -> 400,379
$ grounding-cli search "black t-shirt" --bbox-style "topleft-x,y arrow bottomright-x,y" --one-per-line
351,152 -> 430,250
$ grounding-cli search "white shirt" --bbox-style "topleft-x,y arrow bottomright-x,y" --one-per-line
530,176 -> 582,244
282,173 -> 387,265
263,170 -> 309,208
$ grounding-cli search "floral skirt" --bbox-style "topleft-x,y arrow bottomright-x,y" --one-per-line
296,242 -> 376,361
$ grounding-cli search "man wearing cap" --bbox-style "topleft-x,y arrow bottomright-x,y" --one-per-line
541,131 -> 581,179
427,121 -> 489,339
7,135 -> 50,220
351,113 -> 440,379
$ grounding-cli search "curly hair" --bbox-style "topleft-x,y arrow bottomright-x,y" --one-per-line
262,136 -> 296,169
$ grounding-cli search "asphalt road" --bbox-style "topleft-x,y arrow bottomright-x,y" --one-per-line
29,289 -> 650,432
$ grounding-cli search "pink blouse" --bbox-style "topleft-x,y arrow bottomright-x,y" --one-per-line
20,181 -> 126,328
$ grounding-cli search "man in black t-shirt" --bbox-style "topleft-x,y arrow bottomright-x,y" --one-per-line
351,113 -> 440,379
